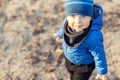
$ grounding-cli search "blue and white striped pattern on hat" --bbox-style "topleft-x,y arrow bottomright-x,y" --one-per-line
65,0 -> 94,17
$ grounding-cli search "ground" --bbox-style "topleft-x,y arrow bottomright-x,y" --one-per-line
0,0 -> 120,80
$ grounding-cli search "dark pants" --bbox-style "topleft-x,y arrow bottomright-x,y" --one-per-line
65,57 -> 95,80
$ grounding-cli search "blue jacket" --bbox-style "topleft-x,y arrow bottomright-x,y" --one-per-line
56,4 -> 107,74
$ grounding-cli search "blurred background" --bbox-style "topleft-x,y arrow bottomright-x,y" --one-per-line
0,0 -> 120,80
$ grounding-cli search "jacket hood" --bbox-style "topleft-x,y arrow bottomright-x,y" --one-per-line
91,4 -> 104,31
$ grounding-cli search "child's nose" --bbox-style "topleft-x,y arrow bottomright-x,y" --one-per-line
74,19 -> 83,26
74,17 -> 82,24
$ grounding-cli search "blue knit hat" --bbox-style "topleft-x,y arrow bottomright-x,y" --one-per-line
65,0 -> 94,17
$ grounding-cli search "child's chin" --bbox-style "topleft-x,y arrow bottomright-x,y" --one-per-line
75,29 -> 82,32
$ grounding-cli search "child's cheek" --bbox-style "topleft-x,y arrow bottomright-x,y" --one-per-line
68,22 -> 74,28
85,22 -> 90,28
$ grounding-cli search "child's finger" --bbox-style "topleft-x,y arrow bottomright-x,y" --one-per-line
96,74 -> 102,80
56,38 -> 62,43
96,74 -> 106,80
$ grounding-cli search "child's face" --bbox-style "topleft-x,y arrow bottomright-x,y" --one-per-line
66,15 -> 92,32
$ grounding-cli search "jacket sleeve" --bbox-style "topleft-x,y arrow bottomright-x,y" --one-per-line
88,31 -> 108,74
56,19 -> 66,38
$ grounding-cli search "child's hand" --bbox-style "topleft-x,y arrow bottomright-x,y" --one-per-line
56,37 -> 62,43
96,74 -> 106,80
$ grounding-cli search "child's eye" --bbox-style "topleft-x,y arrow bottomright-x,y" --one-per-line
71,15 -> 75,17
74,15 -> 86,18
81,15 -> 85,17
